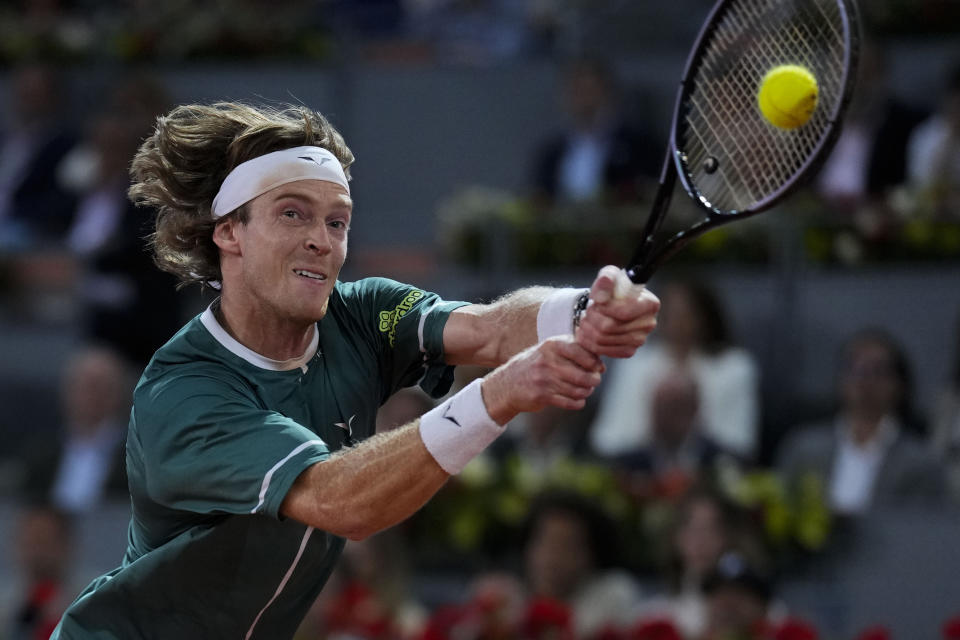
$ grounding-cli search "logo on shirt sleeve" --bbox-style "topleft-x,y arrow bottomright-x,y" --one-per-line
378,289 -> 424,347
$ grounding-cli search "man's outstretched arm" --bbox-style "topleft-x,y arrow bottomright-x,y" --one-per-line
281,336 -> 603,540
442,265 -> 660,367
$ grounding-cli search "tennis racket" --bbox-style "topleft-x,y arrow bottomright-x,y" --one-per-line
616,0 -> 860,293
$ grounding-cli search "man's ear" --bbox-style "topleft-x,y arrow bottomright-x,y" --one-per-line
212,217 -> 241,256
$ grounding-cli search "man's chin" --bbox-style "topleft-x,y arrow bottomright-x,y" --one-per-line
292,297 -> 330,324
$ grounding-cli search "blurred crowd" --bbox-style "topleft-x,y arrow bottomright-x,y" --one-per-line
1,17 -> 960,640
0,0 -> 656,66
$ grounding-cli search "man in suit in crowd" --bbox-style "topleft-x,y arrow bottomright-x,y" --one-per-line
776,329 -> 945,515
21,346 -> 131,513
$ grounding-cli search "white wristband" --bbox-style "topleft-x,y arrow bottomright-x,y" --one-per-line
537,288 -> 588,342
419,378 -> 506,475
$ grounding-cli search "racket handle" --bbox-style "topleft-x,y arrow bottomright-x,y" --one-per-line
613,270 -> 646,300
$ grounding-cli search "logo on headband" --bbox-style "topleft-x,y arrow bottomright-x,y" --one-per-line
298,155 -> 332,166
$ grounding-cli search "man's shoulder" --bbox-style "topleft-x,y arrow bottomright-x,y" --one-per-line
135,316 -> 252,405
331,278 -> 437,327
889,431 -> 940,467
334,277 -> 424,300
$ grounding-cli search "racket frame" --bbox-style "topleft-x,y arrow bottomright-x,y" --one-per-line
626,0 -> 861,284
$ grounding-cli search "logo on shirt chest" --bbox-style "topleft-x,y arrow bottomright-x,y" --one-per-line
334,414 -> 357,447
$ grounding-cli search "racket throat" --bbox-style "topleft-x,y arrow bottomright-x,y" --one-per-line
626,148 -> 679,283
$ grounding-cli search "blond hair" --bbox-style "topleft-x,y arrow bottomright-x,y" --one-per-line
129,102 -> 354,287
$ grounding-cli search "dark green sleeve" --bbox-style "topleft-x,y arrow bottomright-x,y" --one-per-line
336,278 -> 469,400
131,372 -> 330,519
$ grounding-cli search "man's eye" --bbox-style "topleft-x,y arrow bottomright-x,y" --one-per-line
282,210 -> 301,219
329,220 -> 346,229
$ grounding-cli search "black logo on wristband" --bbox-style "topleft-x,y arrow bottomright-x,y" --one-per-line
443,403 -> 462,428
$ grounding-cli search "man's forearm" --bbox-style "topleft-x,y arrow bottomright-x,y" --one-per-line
280,333 -> 605,539
281,422 -> 450,540
444,286 -> 584,367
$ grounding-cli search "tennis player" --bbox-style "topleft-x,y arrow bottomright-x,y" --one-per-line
52,102 -> 659,639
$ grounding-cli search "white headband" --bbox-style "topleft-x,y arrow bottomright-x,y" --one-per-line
211,145 -> 350,218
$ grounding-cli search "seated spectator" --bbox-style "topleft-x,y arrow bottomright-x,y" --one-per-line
407,0 -> 539,65
0,62 -> 78,249
296,530 -> 427,640
531,56 -> 660,207
698,551 -> 774,640
815,41 -> 927,217
634,489 -> 748,638
2,503 -> 76,640
20,346 -> 132,513
591,276 -> 759,460
636,548 -> 814,640
611,369 -> 742,502
376,386 -> 435,434
489,404 -> 595,473
906,62 -> 960,218
776,329 -> 945,516
61,74 -> 184,367
522,490 -> 642,638
419,572 -> 528,640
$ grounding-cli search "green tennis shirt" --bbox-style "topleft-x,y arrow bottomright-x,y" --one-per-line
53,278 -> 468,640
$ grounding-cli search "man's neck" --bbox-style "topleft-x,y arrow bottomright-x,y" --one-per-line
846,412 -> 890,447
215,295 -> 316,362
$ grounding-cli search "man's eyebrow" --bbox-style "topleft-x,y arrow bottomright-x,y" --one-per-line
271,191 -> 353,211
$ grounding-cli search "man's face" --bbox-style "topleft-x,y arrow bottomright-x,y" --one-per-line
221,179 -> 352,324
651,370 -> 699,448
840,341 -> 901,419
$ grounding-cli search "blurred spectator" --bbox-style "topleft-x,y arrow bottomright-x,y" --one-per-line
2,503 -> 75,640
376,386 -> 436,433
639,548 -> 818,640
490,405 -> 594,473
634,489 -> 747,638
698,551 -> 773,640
60,74 -> 184,366
419,571 -> 527,640
330,0 -> 407,40
776,329 -> 945,516
20,345 -> 131,514
296,531 -> 427,639
611,369 -> 742,503
407,0 -> 541,65
906,61 -> 960,219
522,490 -> 642,638
815,42 -> 926,220
932,311 -> 960,502
0,62 -> 78,249
531,56 -> 659,207
590,277 -> 759,460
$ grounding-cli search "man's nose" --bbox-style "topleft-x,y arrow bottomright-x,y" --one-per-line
305,225 -> 332,254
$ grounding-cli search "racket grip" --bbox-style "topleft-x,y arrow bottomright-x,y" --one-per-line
613,270 -> 646,300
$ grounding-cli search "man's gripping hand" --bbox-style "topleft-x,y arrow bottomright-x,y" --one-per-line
576,265 -> 660,359
481,336 -> 604,425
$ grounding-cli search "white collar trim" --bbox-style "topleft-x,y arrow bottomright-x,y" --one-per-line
200,304 -> 319,372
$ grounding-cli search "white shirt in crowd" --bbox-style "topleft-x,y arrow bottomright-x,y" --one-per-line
51,421 -> 125,513
829,415 -> 899,515
590,341 -> 760,459
907,115 -> 960,187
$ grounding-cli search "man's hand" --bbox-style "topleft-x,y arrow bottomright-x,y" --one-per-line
481,336 -> 604,424
576,265 -> 660,359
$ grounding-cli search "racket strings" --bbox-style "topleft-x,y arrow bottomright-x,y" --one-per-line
706,2 -> 837,204
680,0 -> 849,213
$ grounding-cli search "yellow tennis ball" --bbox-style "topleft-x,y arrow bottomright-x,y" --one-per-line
757,65 -> 819,130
